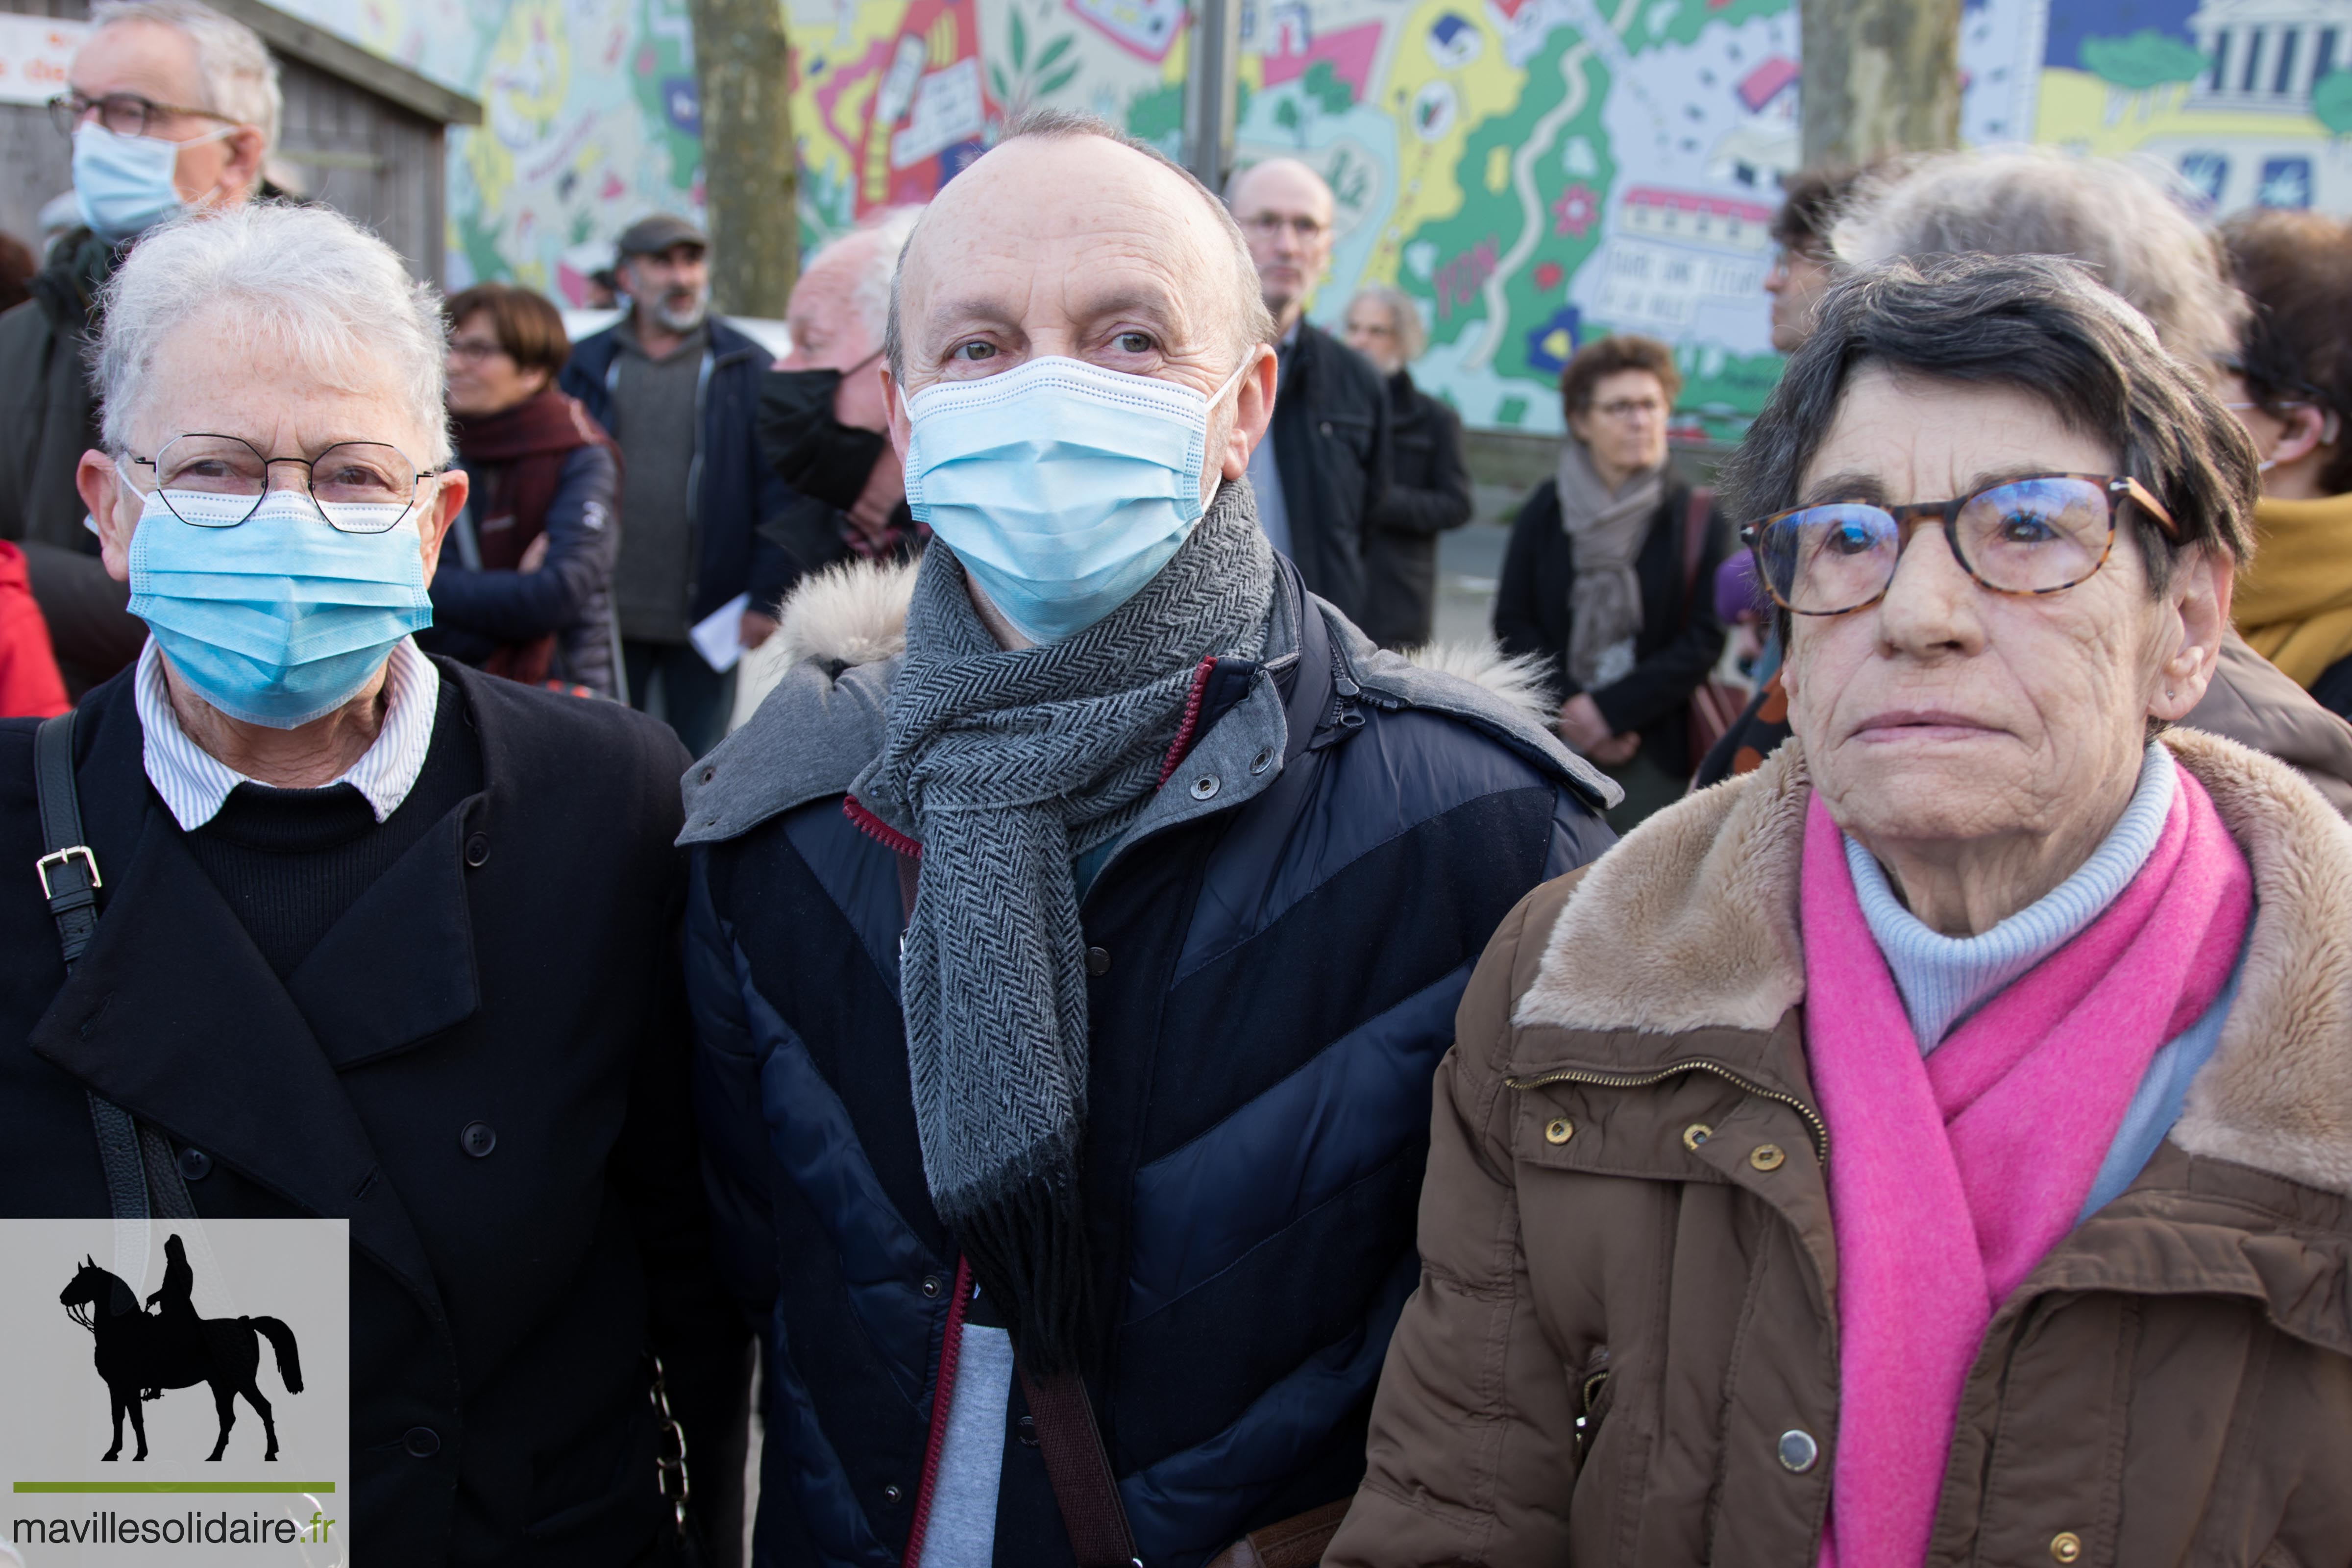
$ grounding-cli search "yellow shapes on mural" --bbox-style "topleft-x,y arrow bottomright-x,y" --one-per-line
1372,0 -> 1528,267
1483,143 -> 1511,192
2036,66 -> 2326,154
466,0 -> 575,219
928,11 -> 957,67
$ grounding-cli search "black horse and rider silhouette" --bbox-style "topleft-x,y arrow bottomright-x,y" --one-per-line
59,1237 -> 303,1463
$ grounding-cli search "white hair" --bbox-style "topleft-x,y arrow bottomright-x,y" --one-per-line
1348,283 -> 1426,363
89,0 -> 281,154
808,206 -> 923,348
95,203 -> 451,466
1831,147 -> 2248,368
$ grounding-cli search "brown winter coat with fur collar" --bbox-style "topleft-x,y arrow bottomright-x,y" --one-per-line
1325,729 -> 2352,1568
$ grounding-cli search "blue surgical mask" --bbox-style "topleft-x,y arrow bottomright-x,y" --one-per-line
72,122 -> 226,243
126,480 -> 435,728
902,355 -> 1250,641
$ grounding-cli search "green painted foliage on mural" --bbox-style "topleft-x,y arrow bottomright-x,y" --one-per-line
2079,29 -> 2208,90
2315,69 -> 2352,135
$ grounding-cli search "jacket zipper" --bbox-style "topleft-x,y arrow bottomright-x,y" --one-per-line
1504,1059 -> 1829,1164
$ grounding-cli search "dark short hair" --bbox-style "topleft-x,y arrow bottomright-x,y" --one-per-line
1560,333 -> 1681,421
2223,208 -> 2352,494
443,282 -> 571,379
1770,163 -> 1867,254
1720,253 -> 2257,623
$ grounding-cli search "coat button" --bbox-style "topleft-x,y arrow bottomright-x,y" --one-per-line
1017,1415 -> 1038,1447
882,1484 -> 904,1504
920,1275 -> 944,1298
1085,946 -> 1112,977
464,833 -> 490,867
1544,1118 -> 1573,1145
177,1147 -> 213,1181
460,1122 -> 497,1158
404,1426 -> 441,1458
1750,1143 -> 1786,1172
1777,1428 -> 1818,1473
1249,749 -> 1273,775
1189,774 -> 1220,801
1682,1124 -> 1712,1151
2050,1533 -> 2083,1564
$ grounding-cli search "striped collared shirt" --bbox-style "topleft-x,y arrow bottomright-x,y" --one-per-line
134,637 -> 441,832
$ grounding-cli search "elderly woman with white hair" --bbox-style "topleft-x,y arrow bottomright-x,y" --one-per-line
0,204 -> 748,1566
1344,282 -> 1473,649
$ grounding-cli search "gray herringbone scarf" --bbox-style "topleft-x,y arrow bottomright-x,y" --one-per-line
854,481 -> 1276,1369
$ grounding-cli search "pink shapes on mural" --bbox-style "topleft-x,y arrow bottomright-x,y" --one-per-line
817,37 -> 893,148
1433,235 -> 1499,320
1551,182 -> 1597,238
601,171 -> 626,200
1534,260 -> 1565,291
1068,0 -> 1187,62
1258,21 -> 1383,98
1737,56 -> 1798,111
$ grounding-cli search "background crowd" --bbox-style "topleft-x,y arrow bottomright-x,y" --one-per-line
4,3 -> 2352,1567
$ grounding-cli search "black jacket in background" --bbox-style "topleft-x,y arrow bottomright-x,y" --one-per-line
1269,323 -> 1391,623
1359,369 -> 1472,649
0,661 -> 750,1566
1493,471 -> 1728,780
562,317 -> 802,623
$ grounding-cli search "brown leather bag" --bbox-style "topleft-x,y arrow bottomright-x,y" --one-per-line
1203,1499 -> 1353,1568
1676,486 -> 1746,765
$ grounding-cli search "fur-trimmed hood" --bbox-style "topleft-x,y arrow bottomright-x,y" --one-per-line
1514,729 -> 2352,1198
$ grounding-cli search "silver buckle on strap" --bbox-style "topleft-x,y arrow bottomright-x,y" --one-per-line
36,844 -> 101,900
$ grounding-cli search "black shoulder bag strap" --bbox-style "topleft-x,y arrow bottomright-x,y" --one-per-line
35,710 -> 198,1223
889,846 -> 1140,1568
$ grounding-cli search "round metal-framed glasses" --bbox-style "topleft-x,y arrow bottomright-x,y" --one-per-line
1738,473 -> 2180,618
126,435 -> 438,534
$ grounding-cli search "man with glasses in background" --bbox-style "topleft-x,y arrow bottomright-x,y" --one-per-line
1225,159 -> 1390,624
0,0 -> 279,699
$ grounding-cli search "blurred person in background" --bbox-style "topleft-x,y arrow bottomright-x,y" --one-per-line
423,281 -> 621,696
0,202 -> 748,1567
757,207 -> 926,574
562,213 -> 800,755
1698,147 -> 2352,814
1,0 -> 278,698
0,231 -> 34,314
1226,158 -> 1391,623
0,540 -> 70,717
1764,163 -> 1866,352
1344,283 -> 1472,649
1495,333 -> 1728,829
2217,209 -> 2352,718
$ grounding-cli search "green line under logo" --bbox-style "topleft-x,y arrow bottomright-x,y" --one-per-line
12,1482 -> 337,1493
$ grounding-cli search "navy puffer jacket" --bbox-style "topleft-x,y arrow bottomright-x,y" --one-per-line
680,558 -> 1614,1568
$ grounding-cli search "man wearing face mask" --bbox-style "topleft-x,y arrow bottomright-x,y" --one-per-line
756,208 -> 928,574
563,214 -> 801,756
0,0 -> 277,698
679,109 -> 1615,1568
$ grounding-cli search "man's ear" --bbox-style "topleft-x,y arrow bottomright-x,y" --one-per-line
2271,402 -> 2336,471
1218,343 -> 1279,483
77,450 -> 138,583
881,362 -> 910,463
217,126 -> 267,204
2150,543 -> 2232,723
415,468 -> 469,588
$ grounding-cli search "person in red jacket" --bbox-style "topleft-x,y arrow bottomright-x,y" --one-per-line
0,540 -> 70,717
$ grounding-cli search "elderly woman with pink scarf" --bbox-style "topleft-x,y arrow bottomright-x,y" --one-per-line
1324,253 -> 2352,1568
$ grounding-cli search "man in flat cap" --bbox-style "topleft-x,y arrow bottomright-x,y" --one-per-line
564,214 -> 799,754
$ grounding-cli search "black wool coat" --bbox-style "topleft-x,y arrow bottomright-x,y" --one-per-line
1492,473 -> 1729,780
0,660 -> 748,1567
1359,369 -> 1473,650
1269,323 -> 1392,624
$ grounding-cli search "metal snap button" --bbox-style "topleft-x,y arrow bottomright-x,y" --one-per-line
1750,1143 -> 1786,1172
1085,946 -> 1112,977
920,1275 -> 943,1298
1777,1428 -> 1818,1473
1682,1124 -> 1712,1151
460,1121 -> 497,1159
464,833 -> 490,867
177,1147 -> 213,1181
882,1484 -> 904,1504
404,1426 -> 441,1458
1189,774 -> 1220,801
2050,1533 -> 2083,1564
1017,1415 -> 1038,1447
1544,1118 -> 1573,1145
1249,749 -> 1273,775
699,766 -> 716,784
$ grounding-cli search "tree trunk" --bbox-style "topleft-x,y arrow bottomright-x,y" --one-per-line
1799,0 -> 1963,168
689,0 -> 799,318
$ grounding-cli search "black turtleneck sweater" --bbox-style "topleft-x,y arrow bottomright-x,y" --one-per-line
178,676 -> 481,978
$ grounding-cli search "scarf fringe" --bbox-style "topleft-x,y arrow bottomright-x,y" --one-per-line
945,1165 -> 1095,1373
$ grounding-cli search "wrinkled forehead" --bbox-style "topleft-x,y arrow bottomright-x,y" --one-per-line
73,18 -> 203,102
127,307 -> 436,459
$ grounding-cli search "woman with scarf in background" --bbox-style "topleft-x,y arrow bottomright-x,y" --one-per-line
423,282 -> 622,696
1493,333 -> 1728,829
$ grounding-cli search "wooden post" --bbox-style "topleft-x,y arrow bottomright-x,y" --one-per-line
1181,0 -> 1241,192
1799,0 -> 1963,167
689,0 -> 799,317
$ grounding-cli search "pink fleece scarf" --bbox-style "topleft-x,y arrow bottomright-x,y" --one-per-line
1801,769 -> 2251,1568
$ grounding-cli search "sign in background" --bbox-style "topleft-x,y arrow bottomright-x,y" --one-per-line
235,0 -> 2352,434
0,1220 -> 349,1568
0,14 -> 80,108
